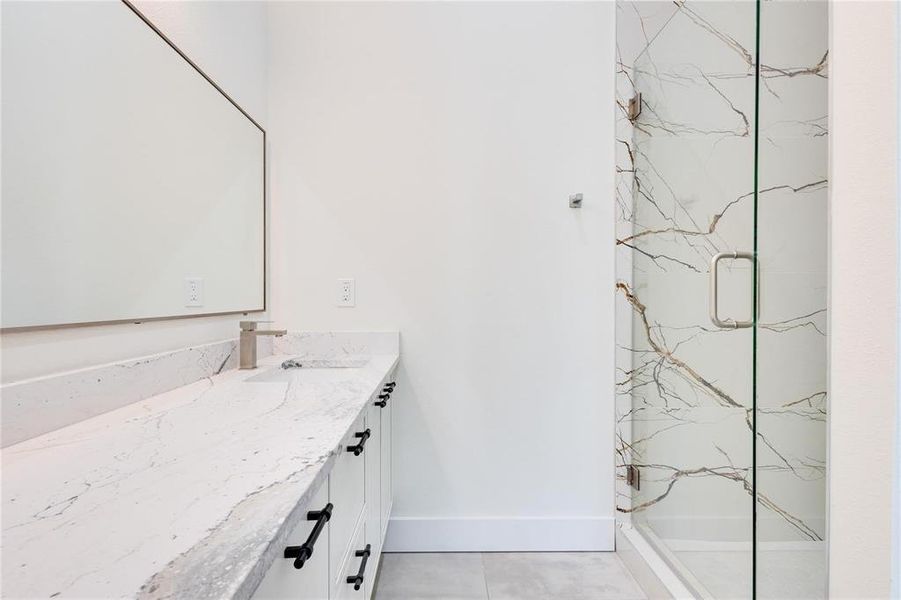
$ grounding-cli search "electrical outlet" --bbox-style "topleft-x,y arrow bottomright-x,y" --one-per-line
337,278 -> 355,307
185,277 -> 204,307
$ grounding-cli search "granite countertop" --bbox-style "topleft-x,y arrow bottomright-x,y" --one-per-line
1,351 -> 399,600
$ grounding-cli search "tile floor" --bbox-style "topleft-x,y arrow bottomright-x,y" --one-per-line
372,552 -> 651,600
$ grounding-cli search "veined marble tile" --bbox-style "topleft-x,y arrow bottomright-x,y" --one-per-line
274,331 -> 400,358
1,338 -> 240,447
0,332 -> 399,448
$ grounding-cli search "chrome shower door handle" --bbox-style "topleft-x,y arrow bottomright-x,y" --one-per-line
709,251 -> 757,329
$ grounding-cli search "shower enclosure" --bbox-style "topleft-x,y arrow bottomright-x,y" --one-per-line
614,1 -> 827,597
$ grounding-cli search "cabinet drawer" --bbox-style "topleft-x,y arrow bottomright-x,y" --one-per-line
329,413 -> 366,586
253,481 -> 329,600
334,519 -> 368,600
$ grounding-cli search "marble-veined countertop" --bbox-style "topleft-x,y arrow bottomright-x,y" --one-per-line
1,352 -> 398,599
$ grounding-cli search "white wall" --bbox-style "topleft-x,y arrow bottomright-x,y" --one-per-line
0,1 -> 268,383
829,1 -> 899,597
131,0 -> 267,121
268,1 -> 616,551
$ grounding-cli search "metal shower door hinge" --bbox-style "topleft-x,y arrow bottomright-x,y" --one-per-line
626,465 -> 640,491
627,92 -> 642,122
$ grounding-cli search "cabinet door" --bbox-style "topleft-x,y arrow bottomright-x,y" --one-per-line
334,519 -> 367,600
253,481 -> 329,600
364,401 -> 382,566
379,381 -> 393,538
329,413 -> 367,587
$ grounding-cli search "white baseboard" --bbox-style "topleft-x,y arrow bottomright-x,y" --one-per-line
382,516 -> 615,552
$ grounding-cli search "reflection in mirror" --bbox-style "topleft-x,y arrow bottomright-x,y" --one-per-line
1,0 -> 265,330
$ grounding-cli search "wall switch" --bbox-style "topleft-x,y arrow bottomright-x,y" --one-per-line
337,278 -> 355,307
185,277 -> 204,307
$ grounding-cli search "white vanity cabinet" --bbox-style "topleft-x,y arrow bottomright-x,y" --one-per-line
252,374 -> 396,600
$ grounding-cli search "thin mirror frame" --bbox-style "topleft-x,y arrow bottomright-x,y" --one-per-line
0,0 -> 267,333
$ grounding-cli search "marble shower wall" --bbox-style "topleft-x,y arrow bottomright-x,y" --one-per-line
614,0 -> 827,559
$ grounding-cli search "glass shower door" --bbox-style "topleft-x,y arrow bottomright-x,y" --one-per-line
618,1 -> 759,597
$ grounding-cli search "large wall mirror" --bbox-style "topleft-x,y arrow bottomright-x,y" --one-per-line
1,0 -> 265,331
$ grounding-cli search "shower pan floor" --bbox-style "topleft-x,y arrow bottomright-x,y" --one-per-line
675,546 -> 827,599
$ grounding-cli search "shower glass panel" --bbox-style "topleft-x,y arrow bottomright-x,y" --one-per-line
624,2 -> 757,597
755,1 -> 828,598
615,0 -> 827,597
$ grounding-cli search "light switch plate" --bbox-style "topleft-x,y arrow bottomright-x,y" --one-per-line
337,278 -> 355,307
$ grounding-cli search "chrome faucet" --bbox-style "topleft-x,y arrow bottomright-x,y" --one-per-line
239,321 -> 287,370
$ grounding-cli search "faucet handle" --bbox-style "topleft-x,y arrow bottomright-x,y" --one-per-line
240,320 -> 275,331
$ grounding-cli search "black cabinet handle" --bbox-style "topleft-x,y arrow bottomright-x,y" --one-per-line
346,544 -> 372,591
284,503 -> 332,569
375,393 -> 390,408
346,429 -> 371,456
382,382 -> 396,391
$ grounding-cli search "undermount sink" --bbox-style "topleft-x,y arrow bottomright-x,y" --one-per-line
244,357 -> 369,383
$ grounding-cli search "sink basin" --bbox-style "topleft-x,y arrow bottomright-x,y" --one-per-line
244,357 -> 369,383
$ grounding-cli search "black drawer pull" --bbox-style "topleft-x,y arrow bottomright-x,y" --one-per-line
346,544 -> 372,590
284,503 -> 333,569
383,382 -> 396,391
375,393 -> 390,408
346,429 -> 371,456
